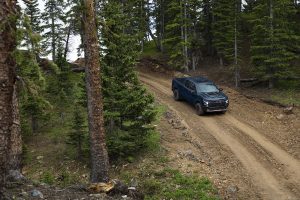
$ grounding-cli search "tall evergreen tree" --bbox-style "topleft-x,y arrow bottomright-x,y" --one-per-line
100,0 -> 157,158
42,0 -> 65,62
16,13 -> 49,134
201,0 -> 213,56
153,0 -> 166,52
66,108 -> 87,160
23,0 -> 42,33
212,0 -> 237,66
250,0 -> 299,88
163,0 -> 190,70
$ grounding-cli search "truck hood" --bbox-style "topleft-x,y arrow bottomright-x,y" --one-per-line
199,92 -> 227,101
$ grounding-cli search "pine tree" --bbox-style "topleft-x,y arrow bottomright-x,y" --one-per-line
152,0 -> 166,51
101,0 -> 157,158
42,0 -> 65,62
201,0 -> 213,56
66,109 -> 87,160
163,0 -> 190,70
15,13 -> 49,134
23,0 -> 42,33
212,0 -> 237,66
250,0 -> 299,88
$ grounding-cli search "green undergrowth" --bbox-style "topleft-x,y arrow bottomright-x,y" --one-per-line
116,154 -> 219,200
141,41 -> 164,58
143,168 -> 218,200
270,80 -> 300,106
271,89 -> 300,106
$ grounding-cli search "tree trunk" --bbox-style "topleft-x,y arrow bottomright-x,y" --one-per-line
268,0 -> 274,88
148,28 -> 160,50
183,0 -> 188,72
268,78 -> 274,89
0,0 -> 22,188
31,115 -> 38,133
234,0 -> 240,88
64,21 -> 72,59
78,139 -> 82,160
192,56 -> 196,71
51,13 -> 56,62
159,0 -> 165,52
219,57 -> 223,66
83,0 -> 109,183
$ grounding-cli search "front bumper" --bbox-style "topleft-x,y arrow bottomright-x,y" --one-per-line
203,102 -> 229,112
205,108 -> 227,112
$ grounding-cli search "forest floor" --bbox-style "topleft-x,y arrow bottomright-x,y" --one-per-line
137,57 -> 300,200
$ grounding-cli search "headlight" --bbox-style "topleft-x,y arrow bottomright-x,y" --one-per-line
203,101 -> 209,106
225,99 -> 229,104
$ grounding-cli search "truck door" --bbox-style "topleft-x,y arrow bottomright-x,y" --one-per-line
181,80 -> 190,100
185,80 -> 197,104
189,82 -> 198,104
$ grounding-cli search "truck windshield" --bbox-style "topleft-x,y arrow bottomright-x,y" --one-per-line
196,83 -> 219,93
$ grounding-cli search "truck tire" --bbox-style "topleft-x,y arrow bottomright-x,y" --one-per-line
195,103 -> 204,116
173,89 -> 181,101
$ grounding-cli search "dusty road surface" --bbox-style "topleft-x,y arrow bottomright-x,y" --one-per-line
138,70 -> 300,200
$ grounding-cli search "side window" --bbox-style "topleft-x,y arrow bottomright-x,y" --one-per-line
185,80 -> 195,91
190,83 -> 196,91
185,80 -> 190,89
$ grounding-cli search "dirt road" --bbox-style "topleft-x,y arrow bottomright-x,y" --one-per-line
138,71 -> 300,200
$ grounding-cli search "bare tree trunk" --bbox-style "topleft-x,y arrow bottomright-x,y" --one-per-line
51,11 -> 56,62
219,57 -> 223,66
183,0 -> 188,72
0,0 -> 22,189
234,0 -> 240,88
148,28 -> 160,50
160,1 -> 165,52
83,0 -> 109,183
192,56 -> 196,71
160,0 -> 165,52
268,0 -> 274,89
31,115 -> 38,133
64,21 -> 72,59
180,0 -> 188,72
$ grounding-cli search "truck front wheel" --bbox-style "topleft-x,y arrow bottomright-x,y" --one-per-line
173,89 -> 181,101
195,103 -> 204,116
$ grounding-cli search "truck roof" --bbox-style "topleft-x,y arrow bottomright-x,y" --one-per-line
187,76 -> 212,84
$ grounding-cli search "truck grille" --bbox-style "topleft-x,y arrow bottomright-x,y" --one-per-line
209,100 -> 226,107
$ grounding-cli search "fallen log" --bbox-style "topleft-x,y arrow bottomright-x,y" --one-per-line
71,67 -> 85,73
240,78 -> 258,82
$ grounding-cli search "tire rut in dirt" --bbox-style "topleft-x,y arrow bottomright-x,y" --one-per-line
221,114 -> 300,182
139,74 -> 298,200
215,117 -> 300,196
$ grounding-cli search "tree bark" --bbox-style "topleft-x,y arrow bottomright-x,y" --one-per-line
0,0 -> 22,188
234,0 -> 240,88
159,0 -> 165,52
268,0 -> 274,89
83,0 -> 109,183
64,21 -> 72,59
183,0 -> 188,72
219,57 -> 223,66
51,11 -> 56,62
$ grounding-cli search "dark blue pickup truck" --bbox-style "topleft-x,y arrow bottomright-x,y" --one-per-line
172,76 -> 229,115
